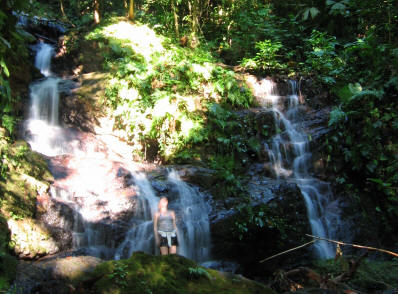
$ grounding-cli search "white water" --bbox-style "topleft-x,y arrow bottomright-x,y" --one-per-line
25,41 -> 69,156
168,170 -> 211,262
114,171 -> 159,259
35,42 -> 54,77
259,79 -> 339,258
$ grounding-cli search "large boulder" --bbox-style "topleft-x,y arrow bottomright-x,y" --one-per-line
77,252 -> 276,294
12,254 -> 103,294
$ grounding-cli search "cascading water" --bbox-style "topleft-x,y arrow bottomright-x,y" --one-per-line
35,41 -> 54,77
25,41 -> 68,156
260,79 -> 339,258
115,169 -> 211,262
114,171 -> 159,259
168,170 -> 211,262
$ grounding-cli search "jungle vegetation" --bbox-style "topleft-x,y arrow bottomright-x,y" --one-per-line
0,0 -> 397,291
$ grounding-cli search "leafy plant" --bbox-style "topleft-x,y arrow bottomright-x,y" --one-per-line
241,39 -> 285,71
233,204 -> 289,241
188,267 -> 211,280
108,263 -> 128,288
304,30 -> 343,85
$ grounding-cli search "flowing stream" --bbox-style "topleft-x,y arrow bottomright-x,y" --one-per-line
24,41 -> 211,262
257,79 -> 340,258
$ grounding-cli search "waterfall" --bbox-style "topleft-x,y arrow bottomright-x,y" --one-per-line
168,170 -> 211,262
35,41 -> 54,77
115,169 -> 211,262
260,79 -> 339,258
25,41 -> 68,156
114,172 -> 159,259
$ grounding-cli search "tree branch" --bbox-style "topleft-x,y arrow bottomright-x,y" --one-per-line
259,240 -> 316,263
305,234 -> 398,258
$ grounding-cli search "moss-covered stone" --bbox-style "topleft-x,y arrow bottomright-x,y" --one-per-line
0,215 -> 17,291
7,218 -> 59,259
77,252 -> 276,294
0,136 -> 54,262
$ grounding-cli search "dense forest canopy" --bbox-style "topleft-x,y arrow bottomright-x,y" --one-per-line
0,0 -> 397,291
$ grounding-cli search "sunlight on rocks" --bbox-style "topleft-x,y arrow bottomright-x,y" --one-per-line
102,21 -> 164,62
8,218 -> 59,258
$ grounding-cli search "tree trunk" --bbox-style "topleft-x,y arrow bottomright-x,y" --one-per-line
172,0 -> 179,37
94,0 -> 100,24
128,0 -> 134,20
188,0 -> 200,46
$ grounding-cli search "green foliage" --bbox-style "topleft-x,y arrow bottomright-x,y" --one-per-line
326,75 -> 398,230
108,263 -> 128,288
208,155 -> 245,200
86,19 -> 253,163
326,0 -> 350,17
210,67 -> 252,108
233,203 -> 289,241
299,7 -> 320,21
340,31 -> 396,86
188,267 -> 211,280
304,30 -> 343,85
241,39 -> 285,71
0,215 -> 17,292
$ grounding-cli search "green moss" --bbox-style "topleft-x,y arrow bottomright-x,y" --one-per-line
0,215 -> 17,291
0,139 -> 52,219
79,252 -> 275,294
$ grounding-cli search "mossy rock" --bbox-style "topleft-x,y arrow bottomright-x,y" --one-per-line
0,138 -> 54,259
7,218 -> 59,259
77,252 -> 276,294
0,214 -> 17,291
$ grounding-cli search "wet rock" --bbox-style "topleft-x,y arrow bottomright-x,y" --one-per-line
302,107 -> 332,179
151,179 -> 169,193
60,92 -> 98,133
170,165 -> 217,189
37,194 -> 76,251
58,72 -> 108,133
15,13 -> 68,41
210,177 -> 311,278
